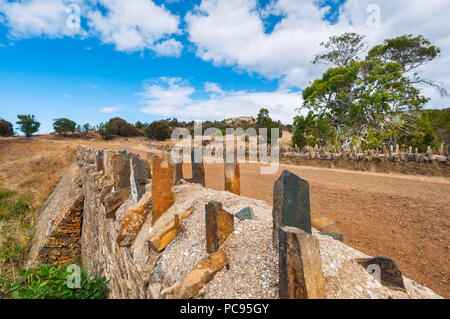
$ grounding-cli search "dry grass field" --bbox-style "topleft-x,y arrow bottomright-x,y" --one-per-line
0,134 -> 448,298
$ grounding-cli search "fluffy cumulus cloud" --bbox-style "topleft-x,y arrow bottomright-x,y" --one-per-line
87,0 -> 181,53
138,77 -> 301,123
0,0 -> 182,55
186,0 -> 450,107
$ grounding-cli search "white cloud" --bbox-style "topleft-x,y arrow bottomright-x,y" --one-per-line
0,0 -> 182,55
185,0 -> 450,107
153,38 -> 183,57
185,0 -> 345,88
204,82 -> 224,95
87,0 -> 181,53
99,106 -> 121,113
138,77 -> 301,123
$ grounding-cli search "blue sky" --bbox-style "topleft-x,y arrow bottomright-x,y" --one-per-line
0,0 -> 449,134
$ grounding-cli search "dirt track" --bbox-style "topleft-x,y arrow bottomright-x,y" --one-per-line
182,162 -> 450,298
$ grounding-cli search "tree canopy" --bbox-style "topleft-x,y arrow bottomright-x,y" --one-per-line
296,33 -> 446,151
53,118 -> 76,134
16,114 -> 40,138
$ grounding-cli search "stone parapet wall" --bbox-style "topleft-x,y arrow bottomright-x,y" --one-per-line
27,164 -> 84,267
27,145 -> 443,299
280,151 -> 449,177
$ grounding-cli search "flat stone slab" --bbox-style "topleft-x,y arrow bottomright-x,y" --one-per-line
356,256 -> 406,292
116,197 -> 152,247
205,200 -> 234,253
235,207 -> 254,220
104,187 -> 131,218
172,250 -> 228,299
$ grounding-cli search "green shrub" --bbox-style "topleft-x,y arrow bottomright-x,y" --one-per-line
2,265 -> 109,299
145,120 -> 172,141
97,122 -> 119,140
53,118 -> 77,134
0,119 -> 14,137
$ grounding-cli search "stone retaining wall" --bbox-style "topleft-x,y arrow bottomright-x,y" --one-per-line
26,145 -> 443,299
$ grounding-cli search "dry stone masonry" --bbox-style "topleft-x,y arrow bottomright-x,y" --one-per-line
26,145 -> 443,299
280,146 -> 449,177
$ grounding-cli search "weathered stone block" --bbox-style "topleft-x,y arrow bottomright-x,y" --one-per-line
191,150 -> 205,186
100,181 -> 114,203
235,207 -> 254,220
103,149 -> 113,176
278,226 -> 326,299
130,154 -> 150,203
172,250 -> 227,299
174,161 -> 183,185
356,256 -> 406,291
273,170 -> 311,249
147,207 -> 195,252
205,201 -> 234,253
151,155 -> 175,225
96,151 -> 104,172
148,214 -> 182,252
116,197 -> 152,247
224,162 -> 240,195
112,152 -> 131,189
104,187 -> 131,218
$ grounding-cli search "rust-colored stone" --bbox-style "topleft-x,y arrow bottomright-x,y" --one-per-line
151,155 -> 175,225
224,162 -> 240,195
104,187 -> 131,218
205,201 -> 234,253
148,214 -> 182,252
147,207 -> 195,252
116,197 -> 152,247
278,226 -> 326,299
172,250 -> 227,299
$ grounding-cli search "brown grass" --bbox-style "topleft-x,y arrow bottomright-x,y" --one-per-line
0,136 -> 76,293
